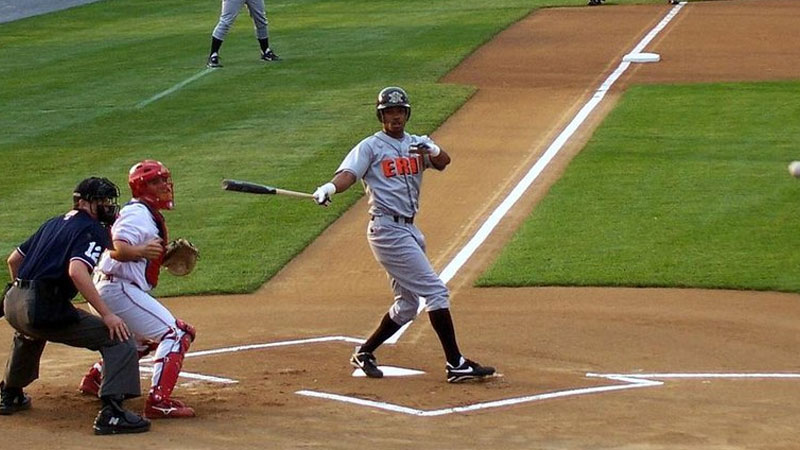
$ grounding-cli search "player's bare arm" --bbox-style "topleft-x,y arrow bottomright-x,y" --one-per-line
68,260 -> 130,341
6,249 -> 23,280
109,238 -> 163,262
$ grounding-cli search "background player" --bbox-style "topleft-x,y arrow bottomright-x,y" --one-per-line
207,0 -> 279,68
77,160 -> 197,419
312,86 -> 496,383
1,177 -> 150,435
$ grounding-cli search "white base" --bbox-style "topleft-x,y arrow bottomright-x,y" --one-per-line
352,366 -> 425,377
622,52 -> 661,63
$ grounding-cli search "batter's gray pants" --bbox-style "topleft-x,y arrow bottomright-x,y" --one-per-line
367,216 -> 450,325
212,0 -> 269,41
2,286 -> 141,398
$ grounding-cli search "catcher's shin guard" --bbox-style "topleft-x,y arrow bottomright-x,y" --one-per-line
145,320 -> 196,418
79,362 -> 103,397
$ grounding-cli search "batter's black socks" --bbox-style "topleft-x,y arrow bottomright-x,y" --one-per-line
360,313 -> 401,354
428,308 -> 462,366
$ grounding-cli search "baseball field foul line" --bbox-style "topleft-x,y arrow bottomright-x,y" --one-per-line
136,68 -> 215,109
387,2 -> 687,345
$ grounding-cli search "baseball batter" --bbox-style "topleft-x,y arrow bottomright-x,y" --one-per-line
206,0 -> 279,68
78,160 -> 197,419
312,86 -> 496,383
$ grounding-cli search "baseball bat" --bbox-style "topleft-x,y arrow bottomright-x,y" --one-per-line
221,179 -> 314,199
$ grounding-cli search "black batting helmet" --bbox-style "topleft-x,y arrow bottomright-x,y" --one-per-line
376,86 -> 411,121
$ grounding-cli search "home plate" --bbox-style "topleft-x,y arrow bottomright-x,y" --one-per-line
352,366 -> 425,377
622,52 -> 661,63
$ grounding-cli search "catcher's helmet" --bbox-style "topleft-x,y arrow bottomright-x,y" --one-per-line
73,177 -> 120,225
128,160 -> 174,210
376,86 -> 411,121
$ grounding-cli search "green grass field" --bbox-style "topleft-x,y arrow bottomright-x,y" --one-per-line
4,0 -> 787,297
478,82 -> 800,292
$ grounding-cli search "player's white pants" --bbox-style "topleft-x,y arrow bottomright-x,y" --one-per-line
367,216 -> 450,325
212,0 -> 269,41
94,278 -> 189,388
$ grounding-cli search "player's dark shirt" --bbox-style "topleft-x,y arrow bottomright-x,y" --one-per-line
16,209 -> 110,300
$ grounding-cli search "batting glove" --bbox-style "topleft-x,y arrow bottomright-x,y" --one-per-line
409,141 -> 441,157
312,182 -> 336,206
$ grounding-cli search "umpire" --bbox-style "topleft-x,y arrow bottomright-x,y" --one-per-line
0,177 -> 150,435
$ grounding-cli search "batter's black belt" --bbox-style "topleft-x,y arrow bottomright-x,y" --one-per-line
372,215 -> 414,224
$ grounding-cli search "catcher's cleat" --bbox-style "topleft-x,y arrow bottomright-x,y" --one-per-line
350,349 -> 383,378
0,382 -> 31,415
260,48 -> 280,62
446,357 -> 496,383
144,397 -> 196,419
207,53 -> 222,68
93,398 -> 151,435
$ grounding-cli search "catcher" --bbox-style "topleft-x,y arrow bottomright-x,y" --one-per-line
77,160 -> 200,419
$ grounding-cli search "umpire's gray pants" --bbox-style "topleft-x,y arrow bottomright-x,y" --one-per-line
212,0 -> 269,41
2,286 -> 141,398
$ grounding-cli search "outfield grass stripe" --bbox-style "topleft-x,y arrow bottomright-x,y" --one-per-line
135,68 -> 214,109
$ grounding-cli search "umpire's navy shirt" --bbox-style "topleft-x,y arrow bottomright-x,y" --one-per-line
16,209 -> 110,299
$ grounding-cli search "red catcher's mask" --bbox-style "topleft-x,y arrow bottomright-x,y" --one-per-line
128,160 -> 174,210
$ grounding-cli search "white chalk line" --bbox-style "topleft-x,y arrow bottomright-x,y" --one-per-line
137,334 -> 800,416
297,372 -> 800,416
136,68 -> 214,109
146,335 -> 364,385
388,2 -> 686,344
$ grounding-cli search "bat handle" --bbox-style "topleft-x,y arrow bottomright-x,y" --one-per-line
274,188 -> 314,199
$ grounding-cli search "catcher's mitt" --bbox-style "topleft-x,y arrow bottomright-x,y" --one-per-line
162,238 -> 199,276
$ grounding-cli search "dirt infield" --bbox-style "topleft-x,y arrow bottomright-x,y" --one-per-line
3,1 -> 800,448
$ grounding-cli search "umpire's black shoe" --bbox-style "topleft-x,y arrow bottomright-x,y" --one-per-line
350,348 -> 383,378
0,382 -> 31,415
446,357 -> 496,383
207,53 -> 222,68
260,48 -> 280,62
93,397 -> 151,435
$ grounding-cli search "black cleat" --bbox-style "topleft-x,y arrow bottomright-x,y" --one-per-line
0,382 -> 31,415
93,398 -> 151,435
207,54 -> 222,68
446,357 -> 496,383
260,49 -> 280,62
350,348 -> 383,378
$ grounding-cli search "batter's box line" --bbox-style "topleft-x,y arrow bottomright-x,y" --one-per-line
296,372 -> 800,417
139,335 -> 366,385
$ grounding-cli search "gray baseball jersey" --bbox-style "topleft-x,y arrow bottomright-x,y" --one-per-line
337,131 -> 434,218
336,131 -> 450,324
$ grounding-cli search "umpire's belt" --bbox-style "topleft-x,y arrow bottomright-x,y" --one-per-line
372,215 -> 414,225
13,279 -> 34,289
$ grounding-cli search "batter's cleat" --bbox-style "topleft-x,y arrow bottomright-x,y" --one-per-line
207,54 -> 222,68
144,397 -> 196,419
350,348 -> 383,378
93,398 -> 151,435
260,48 -> 280,62
79,368 -> 102,397
446,357 -> 496,383
0,382 -> 31,415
